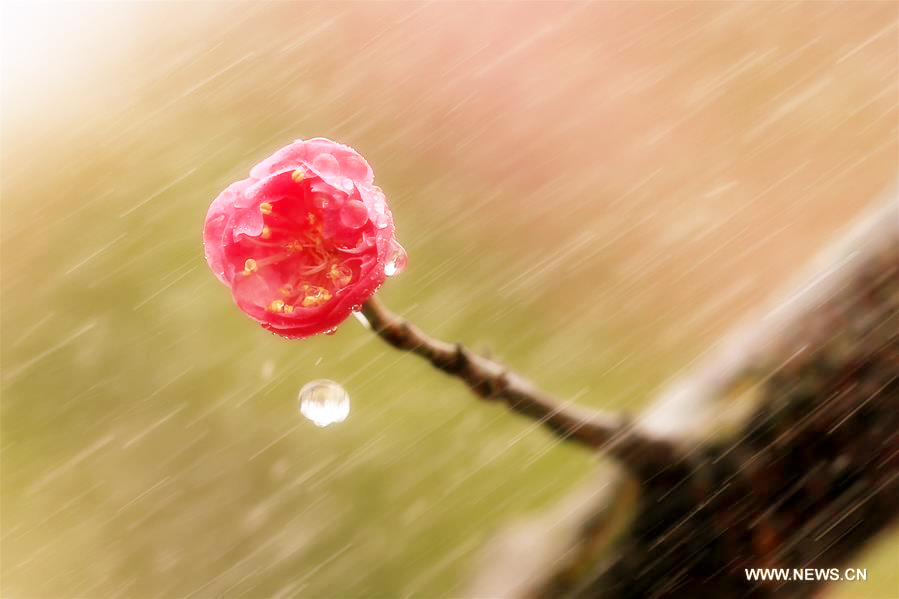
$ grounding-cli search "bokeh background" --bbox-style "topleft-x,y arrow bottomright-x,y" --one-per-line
2,2 -> 897,597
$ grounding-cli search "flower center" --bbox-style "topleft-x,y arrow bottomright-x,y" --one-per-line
244,196 -> 356,313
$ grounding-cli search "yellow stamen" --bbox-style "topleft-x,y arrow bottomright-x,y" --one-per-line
301,285 -> 332,307
329,264 -> 352,287
291,169 -> 305,183
259,202 -> 273,215
266,299 -> 294,314
261,225 -> 271,239
242,258 -> 258,276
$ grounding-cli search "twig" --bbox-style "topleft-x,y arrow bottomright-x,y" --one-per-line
361,297 -> 669,466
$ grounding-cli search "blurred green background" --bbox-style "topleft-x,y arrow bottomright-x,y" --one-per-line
2,2 -> 897,597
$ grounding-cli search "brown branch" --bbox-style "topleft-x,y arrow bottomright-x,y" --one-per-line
362,297 -> 639,453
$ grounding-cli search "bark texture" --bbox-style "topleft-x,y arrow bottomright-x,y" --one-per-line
470,195 -> 899,598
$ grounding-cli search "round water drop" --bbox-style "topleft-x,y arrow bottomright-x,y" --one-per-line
339,199 -> 369,229
312,153 -> 340,177
298,380 -> 350,427
384,239 -> 407,277
312,194 -> 330,209
342,154 -> 369,179
372,211 -> 390,229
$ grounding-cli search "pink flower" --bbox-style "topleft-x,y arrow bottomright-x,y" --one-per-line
203,138 -> 404,339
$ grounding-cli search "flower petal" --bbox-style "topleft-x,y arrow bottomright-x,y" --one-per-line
203,179 -> 252,285
249,138 -> 374,187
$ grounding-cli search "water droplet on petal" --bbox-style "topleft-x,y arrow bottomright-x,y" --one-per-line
312,194 -> 330,209
342,155 -> 369,179
339,200 -> 369,229
384,239 -> 407,277
312,153 -> 340,177
301,285 -> 332,307
371,201 -> 390,229
329,264 -> 353,287
298,380 -> 349,427
341,177 -> 354,192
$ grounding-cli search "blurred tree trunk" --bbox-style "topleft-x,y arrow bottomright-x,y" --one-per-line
469,194 -> 898,598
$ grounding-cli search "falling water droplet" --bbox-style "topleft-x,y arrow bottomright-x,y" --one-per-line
384,239 -> 407,277
298,380 -> 350,427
